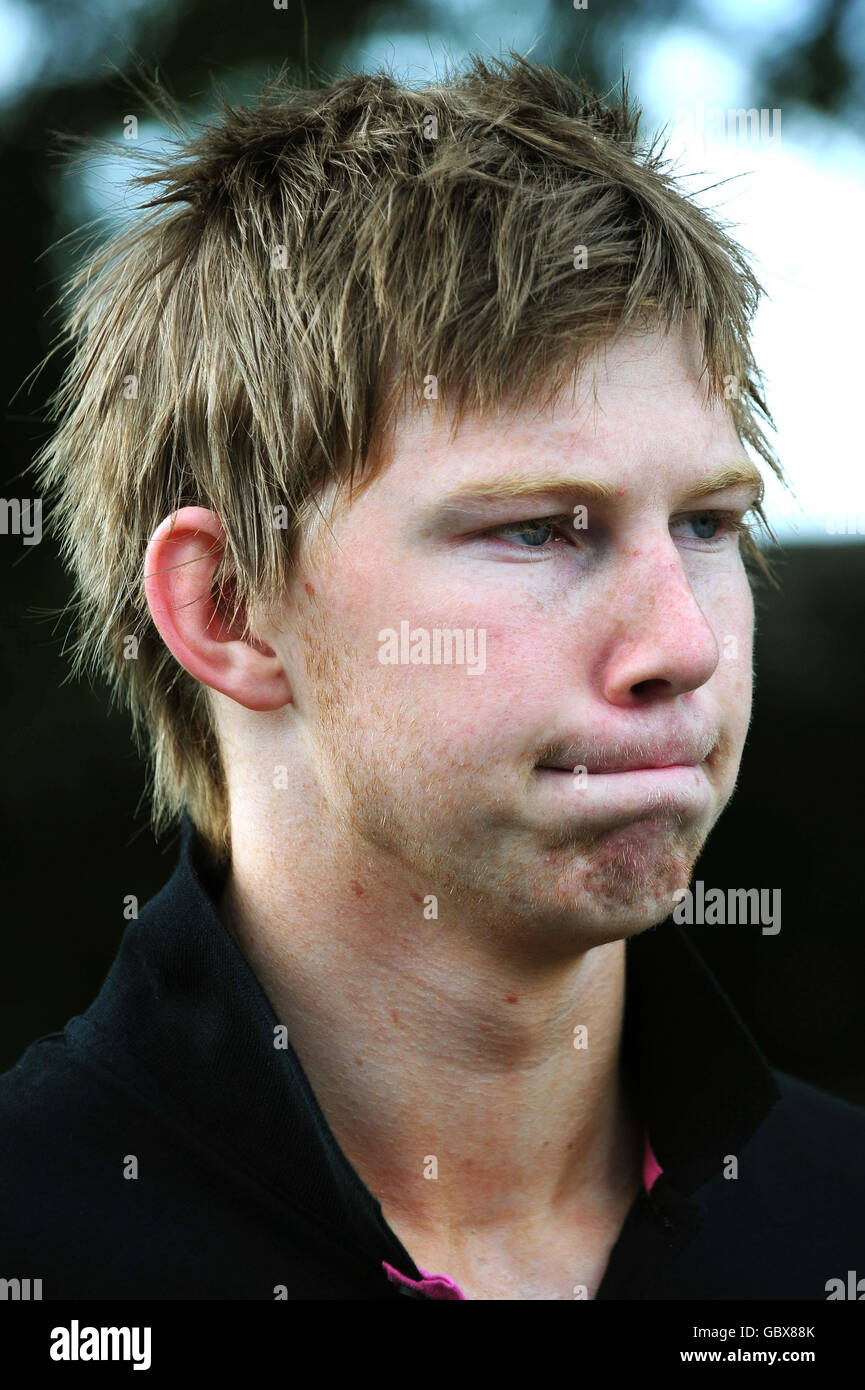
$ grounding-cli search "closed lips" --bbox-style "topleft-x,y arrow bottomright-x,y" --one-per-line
537,763 -> 700,772
536,753 -> 708,773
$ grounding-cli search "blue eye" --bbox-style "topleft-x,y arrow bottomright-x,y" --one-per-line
484,516 -> 574,551
493,520 -> 557,547
688,513 -> 722,540
670,511 -> 751,545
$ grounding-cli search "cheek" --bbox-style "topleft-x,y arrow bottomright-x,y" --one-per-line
364,625 -> 550,736
316,604 -> 559,765
710,579 -> 754,714
692,553 -> 752,639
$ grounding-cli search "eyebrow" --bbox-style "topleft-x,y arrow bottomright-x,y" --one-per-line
436,462 -> 765,511
677,464 -> 765,507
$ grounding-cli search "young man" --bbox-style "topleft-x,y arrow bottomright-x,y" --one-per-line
3,53 -> 864,1301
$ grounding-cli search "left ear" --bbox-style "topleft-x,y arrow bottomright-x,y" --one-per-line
143,506 -> 291,712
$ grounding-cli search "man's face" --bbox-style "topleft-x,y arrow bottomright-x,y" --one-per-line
276,323 -> 759,946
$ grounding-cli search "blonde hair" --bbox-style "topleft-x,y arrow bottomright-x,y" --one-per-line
34,52 -> 781,862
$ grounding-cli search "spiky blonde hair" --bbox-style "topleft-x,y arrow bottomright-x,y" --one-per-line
34,51 -> 781,862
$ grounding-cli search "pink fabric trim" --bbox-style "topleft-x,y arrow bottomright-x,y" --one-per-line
643,1130 -> 663,1192
383,1127 -> 663,1298
383,1260 -> 466,1299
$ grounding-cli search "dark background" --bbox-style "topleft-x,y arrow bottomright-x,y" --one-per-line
2,0 -> 864,1101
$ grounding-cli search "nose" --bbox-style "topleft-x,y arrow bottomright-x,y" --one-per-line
600,545 -> 720,708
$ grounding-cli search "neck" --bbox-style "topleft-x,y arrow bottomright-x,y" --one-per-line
218,813 -> 644,1242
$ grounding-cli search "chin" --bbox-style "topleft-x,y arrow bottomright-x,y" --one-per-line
527,820 -> 702,936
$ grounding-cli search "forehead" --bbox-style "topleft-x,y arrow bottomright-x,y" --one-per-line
363,324 -> 750,509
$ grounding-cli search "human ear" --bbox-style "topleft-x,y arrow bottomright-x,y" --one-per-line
143,506 -> 291,711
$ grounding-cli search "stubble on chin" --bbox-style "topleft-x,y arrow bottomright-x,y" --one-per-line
524,804 -> 707,925
581,827 -> 702,919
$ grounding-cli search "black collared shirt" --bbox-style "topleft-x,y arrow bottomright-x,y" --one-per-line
2,817 -> 864,1300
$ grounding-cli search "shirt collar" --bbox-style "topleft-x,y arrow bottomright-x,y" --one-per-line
622,915 -> 780,1195
71,815 -> 408,1273
70,814 -> 780,1272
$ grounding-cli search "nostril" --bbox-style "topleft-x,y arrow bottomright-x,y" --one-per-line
631,678 -> 670,698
